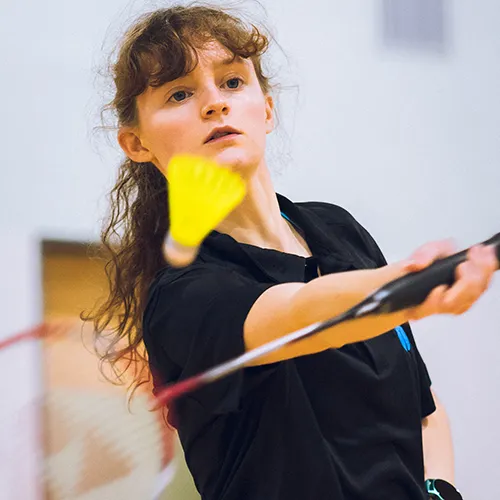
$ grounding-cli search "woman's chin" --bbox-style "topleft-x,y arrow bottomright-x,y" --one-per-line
212,150 -> 260,177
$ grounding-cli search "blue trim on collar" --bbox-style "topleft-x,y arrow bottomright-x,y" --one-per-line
281,211 -> 303,236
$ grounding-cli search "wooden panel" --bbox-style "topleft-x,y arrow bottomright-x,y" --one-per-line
42,244 -> 108,319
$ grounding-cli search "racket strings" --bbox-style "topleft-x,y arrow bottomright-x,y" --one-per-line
39,388 -> 169,500
1,322 -> 179,500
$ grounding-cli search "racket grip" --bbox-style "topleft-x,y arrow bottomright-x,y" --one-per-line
375,232 -> 500,314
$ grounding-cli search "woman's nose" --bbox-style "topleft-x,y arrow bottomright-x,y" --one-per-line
201,90 -> 230,119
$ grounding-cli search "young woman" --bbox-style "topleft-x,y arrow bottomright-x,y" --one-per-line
89,5 -> 497,499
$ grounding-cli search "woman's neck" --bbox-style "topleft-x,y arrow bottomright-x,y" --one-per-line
216,164 -> 311,257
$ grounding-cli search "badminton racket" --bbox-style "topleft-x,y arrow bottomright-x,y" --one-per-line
153,231 -> 500,407
4,233 -> 499,413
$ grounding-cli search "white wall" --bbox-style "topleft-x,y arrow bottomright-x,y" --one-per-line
1,0 -> 499,498
266,2 -> 500,496
0,232 -> 43,499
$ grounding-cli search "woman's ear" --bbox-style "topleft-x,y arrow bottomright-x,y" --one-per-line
264,94 -> 274,134
117,127 -> 156,163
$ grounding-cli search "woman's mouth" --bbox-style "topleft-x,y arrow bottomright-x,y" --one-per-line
205,133 -> 240,144
204,127 -> 242,144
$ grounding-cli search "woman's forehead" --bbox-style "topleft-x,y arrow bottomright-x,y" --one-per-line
194,41 -> 247,69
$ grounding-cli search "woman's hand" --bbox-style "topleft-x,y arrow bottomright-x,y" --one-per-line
403,240 -> 498,321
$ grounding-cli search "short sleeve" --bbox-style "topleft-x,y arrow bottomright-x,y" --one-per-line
143,265 -> 274,416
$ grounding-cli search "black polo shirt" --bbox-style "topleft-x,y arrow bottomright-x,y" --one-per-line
143,193 -> 436,500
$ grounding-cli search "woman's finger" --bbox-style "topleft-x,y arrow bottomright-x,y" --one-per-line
479,245 -> 499,276
406,239 -> 456,272
441,247 -> 492,313
442,263 -> 481,311
405,244 -> 498,321
406,285 -> 448,320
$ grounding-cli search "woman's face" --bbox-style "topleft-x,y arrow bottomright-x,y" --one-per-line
119,41 -> 274,178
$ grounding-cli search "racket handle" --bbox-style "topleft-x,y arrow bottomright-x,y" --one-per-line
375,232 -> 500,314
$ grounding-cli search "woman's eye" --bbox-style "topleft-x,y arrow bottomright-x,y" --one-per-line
225,77 -> 243,90
169,90 -> 190,103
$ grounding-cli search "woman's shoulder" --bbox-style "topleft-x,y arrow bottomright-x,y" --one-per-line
144,262 -> 240,331
147,261 -> 259,311
297,199 -> 387,267
150,261 -> 236,293
296,200 -> 359,228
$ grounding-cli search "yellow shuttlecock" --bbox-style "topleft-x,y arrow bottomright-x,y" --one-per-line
164,154 -> 247,267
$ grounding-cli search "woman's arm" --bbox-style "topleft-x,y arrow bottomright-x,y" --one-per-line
245,261 -> 413,363
422,390 -> 455,484
244,242 -> 496,365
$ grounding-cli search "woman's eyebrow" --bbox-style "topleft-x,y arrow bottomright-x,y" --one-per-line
153,55 -> 247,95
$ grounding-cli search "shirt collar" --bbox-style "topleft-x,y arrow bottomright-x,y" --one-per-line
198,193 -> 357,283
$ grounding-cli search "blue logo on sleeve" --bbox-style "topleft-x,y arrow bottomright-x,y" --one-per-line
395,326 -> 411,352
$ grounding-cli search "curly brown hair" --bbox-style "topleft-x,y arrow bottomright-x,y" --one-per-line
84,4 -> 273,395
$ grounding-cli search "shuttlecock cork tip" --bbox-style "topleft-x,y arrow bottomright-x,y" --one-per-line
163,233 -> 199,267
